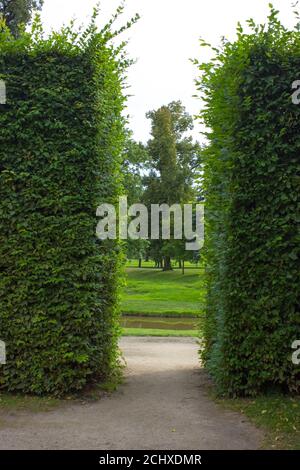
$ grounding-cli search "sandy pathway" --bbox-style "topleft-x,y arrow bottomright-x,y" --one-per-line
0,337 -> 263,450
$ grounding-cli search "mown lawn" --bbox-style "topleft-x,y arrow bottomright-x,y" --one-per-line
0,394 -> 60,428
216,393 -> 300,450
0,394 -> 59,412
121,267 -> 205,317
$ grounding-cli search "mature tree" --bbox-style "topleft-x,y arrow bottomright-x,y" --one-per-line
122,135 -> 148,205
0,0 -> 44,37
146,105 -> 178,204
144,101 -> 202,271
122,133 -> 150,266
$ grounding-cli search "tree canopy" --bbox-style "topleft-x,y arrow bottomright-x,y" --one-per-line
0,0 -> 44,37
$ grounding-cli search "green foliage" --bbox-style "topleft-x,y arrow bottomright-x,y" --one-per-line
122,134 -> 149,205
196,7 -> 300,395
144,101 -> 201,270
0,0 -> 44,37
145,101 -> 199,205
121,133 -> 150,261
0,10 -> 137,395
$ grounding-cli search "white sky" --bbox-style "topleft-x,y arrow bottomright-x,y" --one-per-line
41,0 -> 296,143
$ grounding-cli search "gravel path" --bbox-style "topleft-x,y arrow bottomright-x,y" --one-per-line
0,337 -> 263,450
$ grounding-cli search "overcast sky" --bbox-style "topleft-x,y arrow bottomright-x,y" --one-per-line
41,0 -> 296,143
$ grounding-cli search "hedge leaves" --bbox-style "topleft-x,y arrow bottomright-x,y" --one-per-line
196,7 -> 300,395
0,10 -> 135,395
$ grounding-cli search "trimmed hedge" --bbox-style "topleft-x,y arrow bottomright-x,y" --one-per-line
196,7 -> 300,395
0,12 -> 133,395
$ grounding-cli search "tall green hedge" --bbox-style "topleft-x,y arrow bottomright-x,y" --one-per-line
196,7 -> 300,395
0,11 -> 134,395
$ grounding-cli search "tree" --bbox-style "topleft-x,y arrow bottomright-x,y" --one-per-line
122,133 -> 149,205
122,133 -> 150,266
0,0 -> 44,37
144,101 -> 201,271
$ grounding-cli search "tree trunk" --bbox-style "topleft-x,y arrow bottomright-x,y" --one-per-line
182,259 -> 185,275
138,258 -> 142,268
163,256 -> 172,271
178,260 -> 182,269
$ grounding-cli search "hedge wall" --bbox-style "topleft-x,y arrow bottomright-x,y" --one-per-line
196,7 -> 300,395
0,12 -> 132,395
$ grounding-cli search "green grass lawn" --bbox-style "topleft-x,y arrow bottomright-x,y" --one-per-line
216,393 -> 300,450
121,267 -> 205,317
0,393 -> 60,428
